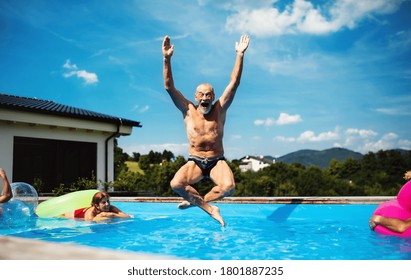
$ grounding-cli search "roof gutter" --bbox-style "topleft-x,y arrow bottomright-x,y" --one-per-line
105,118 -> 122,183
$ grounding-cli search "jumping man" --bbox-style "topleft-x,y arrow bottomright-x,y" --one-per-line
162,34 -> 250,226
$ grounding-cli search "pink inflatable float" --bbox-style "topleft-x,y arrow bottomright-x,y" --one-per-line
373,180 -> 411,237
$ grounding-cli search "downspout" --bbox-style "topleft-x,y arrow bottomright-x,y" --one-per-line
105,118 -> 122,183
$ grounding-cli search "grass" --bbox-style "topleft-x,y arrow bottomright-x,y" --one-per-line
125,161 -> 144,174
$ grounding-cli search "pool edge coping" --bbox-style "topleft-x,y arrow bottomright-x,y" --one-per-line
0,236 -> 179,260
39,196 -> 394,204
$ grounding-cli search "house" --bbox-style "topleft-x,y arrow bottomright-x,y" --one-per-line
0,93 -> 141,193
239,155 -> 276,172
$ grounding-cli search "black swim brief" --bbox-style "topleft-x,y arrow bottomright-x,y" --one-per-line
188,155 -> 226,178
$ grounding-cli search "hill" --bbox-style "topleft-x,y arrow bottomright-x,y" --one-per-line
276,147 -> 363,168
395,148 -> 411,156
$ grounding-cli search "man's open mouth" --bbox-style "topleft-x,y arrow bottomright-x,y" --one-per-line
200,100 -> 210,107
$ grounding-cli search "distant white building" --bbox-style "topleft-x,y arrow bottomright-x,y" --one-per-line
239,155 -> 276,172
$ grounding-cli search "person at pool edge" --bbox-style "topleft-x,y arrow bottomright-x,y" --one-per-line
369,170 -> 411,233
162,34 -> 250,226
64,191 -> 133,221
0,168 -> 12,203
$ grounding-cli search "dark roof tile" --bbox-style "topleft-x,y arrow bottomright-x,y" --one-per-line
0,93 -> 141,127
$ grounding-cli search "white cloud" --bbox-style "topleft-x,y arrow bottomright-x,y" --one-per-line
375,107 -> 411,116
254,119 -> 265,126
388,30 -> 411,51
274,129 -> 340,143
361,133 -> 399,152
62,59 -> 99,85
274,135 -> 296,143
255,112 -> 302,126
297,129 -> 339,142
274,127 -> 410,153
231,134 -> 242,140
131,104 -> 150,113
63,59 -> 77,70
345,128 -> 378,139
338,129 -> 409,153
226,0 -> 404,37
254,117 -> 276,126
76,70 -> 98,84
277,112 -> 302,125
399,139 -> 411,149
139,105 -> 150,113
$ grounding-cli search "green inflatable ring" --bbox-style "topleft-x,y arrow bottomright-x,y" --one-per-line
36,189 -> 99,218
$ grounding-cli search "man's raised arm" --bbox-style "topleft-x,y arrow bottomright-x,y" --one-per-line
220,35 -> 250,109
162,36 -> 189,113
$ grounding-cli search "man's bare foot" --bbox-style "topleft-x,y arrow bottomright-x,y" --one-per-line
210,205 -> 225,226
178,200 -> 194,209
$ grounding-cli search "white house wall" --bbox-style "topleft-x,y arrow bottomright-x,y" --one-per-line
251,159 -> 269,172
240,158 -> 270,172
0,119 -> 115,188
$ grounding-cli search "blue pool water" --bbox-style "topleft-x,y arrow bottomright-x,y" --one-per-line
1,202 -> 411,260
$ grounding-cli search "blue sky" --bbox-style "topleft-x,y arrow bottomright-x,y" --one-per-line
1,0 -> 410,160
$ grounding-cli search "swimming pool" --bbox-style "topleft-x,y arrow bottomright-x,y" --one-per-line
1,202 -> 411,260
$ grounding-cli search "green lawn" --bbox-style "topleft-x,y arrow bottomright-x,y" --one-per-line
125,161 -> 144,174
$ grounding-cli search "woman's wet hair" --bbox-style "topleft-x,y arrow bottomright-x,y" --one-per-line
91,191 -> 110,206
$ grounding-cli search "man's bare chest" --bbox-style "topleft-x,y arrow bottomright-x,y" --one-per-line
186,108 -> 223,134
186,116 -> 220,135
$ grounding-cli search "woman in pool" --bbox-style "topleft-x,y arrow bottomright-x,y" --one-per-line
369,170 -> 411,233
64,191 -> 133,221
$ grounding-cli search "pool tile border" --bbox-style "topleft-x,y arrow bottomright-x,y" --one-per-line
103,196 -> 395,204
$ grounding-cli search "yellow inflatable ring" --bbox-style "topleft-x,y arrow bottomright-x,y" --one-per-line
36,189 -> 99,218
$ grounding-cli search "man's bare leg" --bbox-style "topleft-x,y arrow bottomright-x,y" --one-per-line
174,184 -> 225,226
179,184 -> 232,208
204,161 -> 235,203
204,185 -> 232,202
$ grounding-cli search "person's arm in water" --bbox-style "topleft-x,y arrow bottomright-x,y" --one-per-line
84,205 -> 133,221
404,171 -> 411,181
162,35 -> 191,114
0,168 -> 12,203
94,205 -> 133,220
219,35 -> 250,110
370,214 -> 411,233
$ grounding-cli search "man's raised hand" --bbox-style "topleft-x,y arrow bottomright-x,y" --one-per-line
235,35 -> 250,55
162,36 -> 174,58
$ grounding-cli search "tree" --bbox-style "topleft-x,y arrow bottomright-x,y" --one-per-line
112,146 -> 410,197
132,152 -> 140,162
147,150 -> 160,164
295,166 -> 323,196
114,139 -> 129,179
162,150 -> 175,162
138,155 -> 151,170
